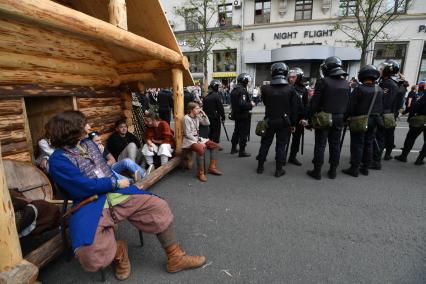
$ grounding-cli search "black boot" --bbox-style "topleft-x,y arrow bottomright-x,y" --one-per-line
369,161 -> 382,170
256,161 -> 264,174
327,164 -> 338,179
359,165 -> 369,176
288,153 -> 302,166
342,166 -> 359,177
274,162 -> 285,177
415,152 -> 426,165
383,150 -> 393,161
238,147 -> 251,157
307,164 -> 322,180
395,152 -> 408,162
230,144 -> 238,154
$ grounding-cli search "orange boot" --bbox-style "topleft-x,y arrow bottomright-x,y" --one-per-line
114,240 -> 131,280
208,159 -> 222,175
165,244 -> 206,273
197,166 -> 207,182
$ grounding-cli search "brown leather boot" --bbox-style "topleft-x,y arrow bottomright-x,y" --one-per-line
208,159 -> 222,175
165,244 -> 206,273
197,167 -> 207,182
114,240 -> 131,281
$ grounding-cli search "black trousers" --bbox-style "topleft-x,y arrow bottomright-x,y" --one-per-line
257,120 -> 290,163
290,123 -> 304,156
349,115 -> 382,168
208,116 -> 221,143
373,125 -> 395,161
313,114 -> 344,166
159,109 -> 171,125
231,119 -> 250,149
401,127 -> 426,156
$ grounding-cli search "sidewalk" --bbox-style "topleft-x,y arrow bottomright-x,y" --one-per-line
224,104 -> 265,114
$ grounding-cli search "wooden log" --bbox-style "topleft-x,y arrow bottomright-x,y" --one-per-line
77,97 -> 122,109
119,73 -> 156,83
116,60 -> 170,74
0,18 -> 116,67
0,115 -> 24,131
21,98 -> 34,163
88,114 -> 123,128
137,156 -> 182,190
0,100 -> 23,115
108,0 -> 127,30
172,68 -> 184,155
0,259 -> 38,284
0,84 -> 121,98
0,69 -> 120,87
91,122 -> 116,136
0,141 -> 28,156
0,144 -> 23,271
0,0 -> 184,65
0,50 -> 118,77
24,233 -> 63,268
3,152 -> 31,162
0,130 -> 27,144
80,105 -> 122,119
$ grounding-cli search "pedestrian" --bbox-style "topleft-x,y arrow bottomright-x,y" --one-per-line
230,73 -> 255,157
157,88 -> 174,125
395,74 -> 408,118
405,85 -> 418,110
371,60 -> 400,168
256,62 -> 298,177
287,67 -> 309,166
203,80 -> 226,144
307,56 -> 350,180
342,65 -> 384,177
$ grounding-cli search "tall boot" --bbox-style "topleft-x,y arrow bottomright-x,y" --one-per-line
288,152 -> 302,166
383,149 -> 393,160
327,164 -> 338,179
342,165 -> 359,177
256,161 -> 264,174
208,159 -> 222,175
230,144 -> 238,154
274,161 -> 285,177
307,163 -> 322,180
415,152 -> 426,165
165,244 -> 206,273
238,145 -> 251,157
395,150 -> 409,162
114,240 -> 131,281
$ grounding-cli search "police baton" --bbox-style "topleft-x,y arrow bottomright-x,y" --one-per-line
301,127 -> 305,155
222,120 -> 230,141
340,125 -> 347,150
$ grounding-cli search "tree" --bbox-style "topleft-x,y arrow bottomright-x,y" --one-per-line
175,0 -> 237,93
334,0 -> 412,66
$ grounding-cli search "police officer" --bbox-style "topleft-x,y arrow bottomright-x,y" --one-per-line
230,73 -> 255,157
158,88 -> 174,125
395,93 -> 426,165
287,67 -> 309,166
371,60 -> 400,168
342,65 -> 384,177
256,62 -> 298,177
184,87 -> 195,113
203,80 -> 226,143
307,56 -> 350,180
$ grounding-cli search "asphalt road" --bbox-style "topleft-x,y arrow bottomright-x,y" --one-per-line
40,109 -> 425,284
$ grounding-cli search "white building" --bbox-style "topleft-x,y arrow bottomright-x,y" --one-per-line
161,0 -> 426,87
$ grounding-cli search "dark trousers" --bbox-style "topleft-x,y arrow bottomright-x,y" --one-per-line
231,119 -> 250,149
208,117 -> 221,143
401,127 -> 426,156
290,123 -> 304,156
313,114 -> 344,166
257,120 -> 290,163
373,125 -> 395,161
349,115 -> 381,168
159,109 -> 171,125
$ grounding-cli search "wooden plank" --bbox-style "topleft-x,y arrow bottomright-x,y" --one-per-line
87,114 -> 123,127
137,156 -> 181,190
0,130 -> 26,144
77,97 -> 122,109
0,100 -> 23,115
0,84 -> 121,98
79,105 -> 122,119
3,152 -> 31,162
24,233 -> 63,268
0,141 -> 28,156
108,0 -> 127,30
0,115 -> 24,131
172,68 -> 184,155
0,259 -> 38,284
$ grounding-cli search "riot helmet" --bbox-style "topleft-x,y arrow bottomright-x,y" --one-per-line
237,73 -> 252,87
209,79 -> 221,92
320,56 -> 347,77
288,67 -> 304,85
358,65 -> 380,82
270,62 -> 289,85
379,60 -> 400,77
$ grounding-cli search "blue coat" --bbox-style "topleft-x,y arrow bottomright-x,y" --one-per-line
49,148 -> 152,251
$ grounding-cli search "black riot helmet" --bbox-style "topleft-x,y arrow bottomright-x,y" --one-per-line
209,79 -> 221,92
237,73 -> 252,87
270,62 -> 289,85
358,65 -> 380,82
288,67 -> 304,85
320,56 -> 348,77
379,60 -> 400,77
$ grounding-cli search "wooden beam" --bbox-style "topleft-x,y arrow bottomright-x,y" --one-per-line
21,99 -> 34,163
0,85 -> 121,98
24,233 -> 63,268
119,73 -> 156,83
136,156 -> 182,190
108,0 -> 127,30
0,0 -> 184,65
116,60 -> 170,74
0,260 -> 38,284
172,68 -> 184,155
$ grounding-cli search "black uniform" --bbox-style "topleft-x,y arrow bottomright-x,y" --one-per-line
373,77 -> 399,162
137,92 -> 150,113
347,83 -> 384,170
230,84 -> 253,152
396,81 -> 407,116
310,77 -> 350,168
257,84 -> 298,164
203,90 -> 225,143
289,84 -> 309,159
157,89 -> 173,124
184,89 -> 195,113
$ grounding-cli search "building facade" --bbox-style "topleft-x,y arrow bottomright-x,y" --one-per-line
161,0 -> 426,87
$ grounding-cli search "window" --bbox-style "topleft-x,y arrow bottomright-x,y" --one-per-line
417,43 -> 426,82
218,4 -> 233,27
184,8 -> 199,31
295,0 -> 313,20
387,0 -> 408,14
373,42 -> 407,72
213,49 -> 237,72
339,0 -> 356,16
255,0 -> 271,24
184,52 -> 203,73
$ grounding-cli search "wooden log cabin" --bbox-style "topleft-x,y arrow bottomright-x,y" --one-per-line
0,0 -> 192,282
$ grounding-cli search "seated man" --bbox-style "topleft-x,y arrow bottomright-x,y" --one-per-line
142,113 -> 175,170
107,119 -> 143,165
48,111 -> 205,280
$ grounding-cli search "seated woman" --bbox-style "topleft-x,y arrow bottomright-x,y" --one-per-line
183,102 -> 222,182
88,131 -> 145,182
142,112 -> 175,171
48,111 -> 205,281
